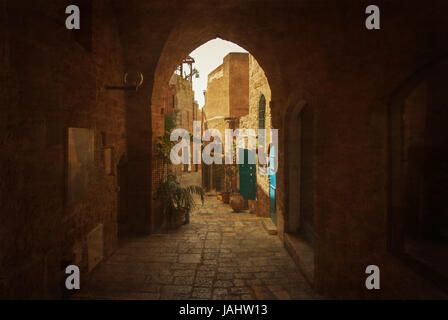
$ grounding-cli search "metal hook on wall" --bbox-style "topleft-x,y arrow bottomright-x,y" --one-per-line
105,72 -> 144,91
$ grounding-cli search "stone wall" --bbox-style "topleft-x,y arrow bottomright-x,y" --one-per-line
203,53 -> 249,121
204,54 -> 271,216
228,53 -> 249,118
204,117 -> 228,163
0,0 -> 126,298
240,55 -> 272,218
171,74 -> 195,133
173,74 -> 198,174
149,0 -> 448,299
203,65 -> 228,120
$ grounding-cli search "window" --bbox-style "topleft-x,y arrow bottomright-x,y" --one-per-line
258,94 -> 266,129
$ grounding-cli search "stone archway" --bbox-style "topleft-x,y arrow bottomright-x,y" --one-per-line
113,0 -> 448,299
149,30 -> 281,232
3,0 -> 448,299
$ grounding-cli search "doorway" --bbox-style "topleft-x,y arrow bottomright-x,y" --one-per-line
238,148 -> 256,201
269,145 -> 277,225
283,101 -> 315,284
389,59 -> 448,290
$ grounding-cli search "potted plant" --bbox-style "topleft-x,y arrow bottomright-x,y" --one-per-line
156,174 -> 204,229
230,192 -> 245,212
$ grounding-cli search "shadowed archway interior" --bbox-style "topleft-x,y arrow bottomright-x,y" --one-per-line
1,0 -> 447,299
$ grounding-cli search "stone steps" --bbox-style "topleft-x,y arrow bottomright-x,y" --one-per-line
262,218 -> 277,235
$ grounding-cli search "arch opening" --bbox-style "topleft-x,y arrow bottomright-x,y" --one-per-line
283,100 -> 315,284
389,59 -> 448,290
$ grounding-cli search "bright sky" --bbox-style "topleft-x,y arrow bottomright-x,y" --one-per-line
188,38 -> 248,109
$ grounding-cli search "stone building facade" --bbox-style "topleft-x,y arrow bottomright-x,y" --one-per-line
202,53 -> 273,218
202,53 -> 250,192
165,73 -> 199,174
168,73 -> 198,134
203,53 -> 249,121
240,55 -> 272,218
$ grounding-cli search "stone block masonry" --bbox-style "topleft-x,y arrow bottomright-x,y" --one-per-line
0,0 -> 127,298
2,0 -> 448,299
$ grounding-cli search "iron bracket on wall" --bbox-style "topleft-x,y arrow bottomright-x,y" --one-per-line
105,72 -> 143,91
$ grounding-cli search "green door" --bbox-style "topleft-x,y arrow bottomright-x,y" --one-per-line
238,149 -> 256,200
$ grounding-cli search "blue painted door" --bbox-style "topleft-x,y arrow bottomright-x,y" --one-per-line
238,149 -> 256,200
269,146 -> 277,225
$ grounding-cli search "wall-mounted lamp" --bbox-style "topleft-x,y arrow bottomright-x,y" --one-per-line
105,72 -> 144,91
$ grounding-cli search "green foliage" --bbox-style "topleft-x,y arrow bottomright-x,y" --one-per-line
186,68 -> 200,81
155,174 -> 205,218
155,113 -> 177,163
225,165 -> 237,177
164,113 -> 176,133
224,165 -> 237,192
155,135 -> 174,163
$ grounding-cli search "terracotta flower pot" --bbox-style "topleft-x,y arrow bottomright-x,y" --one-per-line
170,208 -> 186,229
222,192 -> 230,204
230,193 -> 245,212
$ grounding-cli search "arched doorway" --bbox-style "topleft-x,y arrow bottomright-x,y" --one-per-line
284,100 -> 315,284
150,37 -> 276,228
389,58 -> 448,290
285,101 -> 314,244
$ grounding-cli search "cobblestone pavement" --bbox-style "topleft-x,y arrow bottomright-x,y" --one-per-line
76,172 -> 318,300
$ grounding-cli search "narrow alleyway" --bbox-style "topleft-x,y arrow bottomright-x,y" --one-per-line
76,172 -> 318,300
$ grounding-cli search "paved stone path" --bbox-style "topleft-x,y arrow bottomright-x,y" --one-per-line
76,172 -> 318,300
